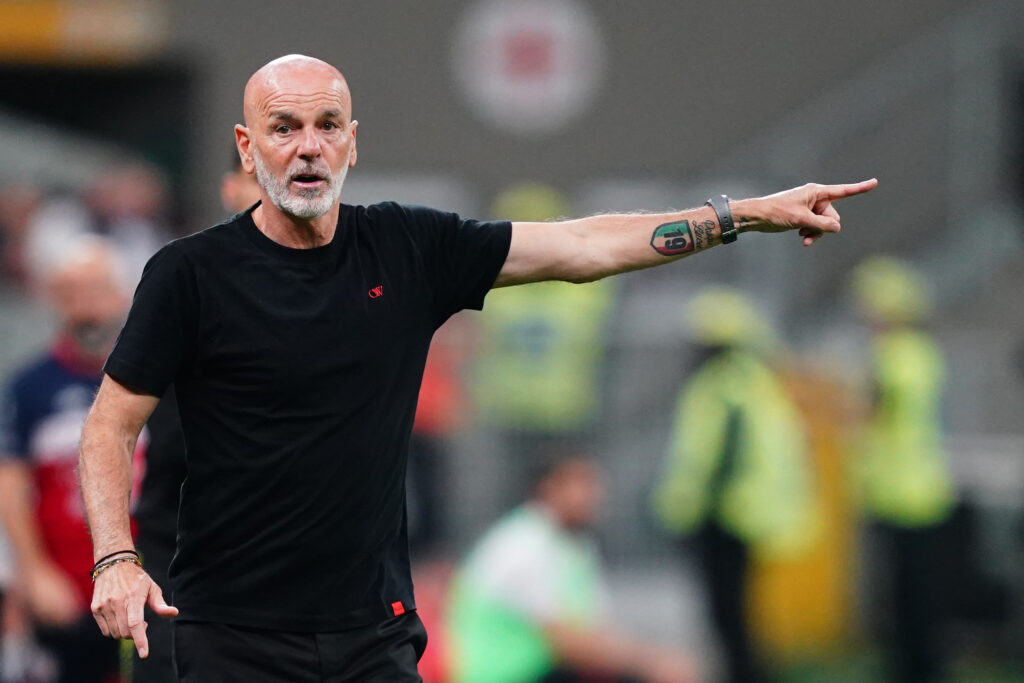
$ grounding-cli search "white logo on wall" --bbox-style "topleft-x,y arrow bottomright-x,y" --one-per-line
452,0 -> 605,136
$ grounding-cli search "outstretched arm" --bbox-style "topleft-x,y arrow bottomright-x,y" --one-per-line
79,375 -> 177,657
495,179 -> 877,287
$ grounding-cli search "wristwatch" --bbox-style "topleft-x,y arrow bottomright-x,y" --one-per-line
705,194 -> 738,244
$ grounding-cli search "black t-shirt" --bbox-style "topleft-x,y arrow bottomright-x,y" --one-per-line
105,202 -> 511,631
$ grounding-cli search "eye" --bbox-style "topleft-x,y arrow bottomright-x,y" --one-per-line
275,124 -> 292,134
322,121 -> 337,131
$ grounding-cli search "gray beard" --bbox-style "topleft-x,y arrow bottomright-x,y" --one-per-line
252,148 -> 347,220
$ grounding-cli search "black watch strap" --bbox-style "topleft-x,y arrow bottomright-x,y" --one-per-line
705,194 -> 738,244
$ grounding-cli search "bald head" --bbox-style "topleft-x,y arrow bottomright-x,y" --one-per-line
45,236 -> 130,357
243,54 -> 351,129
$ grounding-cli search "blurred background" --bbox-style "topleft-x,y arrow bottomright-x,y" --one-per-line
1,0 -> 1023,681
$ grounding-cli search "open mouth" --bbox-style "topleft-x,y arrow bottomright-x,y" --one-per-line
291,172 -> 327,187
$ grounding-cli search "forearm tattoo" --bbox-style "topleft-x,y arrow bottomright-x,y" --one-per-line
692,219 -> 715,249
650,219 -> 717,256
650,221 -> 694,255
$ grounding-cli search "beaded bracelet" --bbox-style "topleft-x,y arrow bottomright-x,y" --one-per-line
91,556 -> 143,582
92,549 -> 140,569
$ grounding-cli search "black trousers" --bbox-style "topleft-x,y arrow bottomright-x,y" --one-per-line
173,612 -> 427,682
693,522 -> 766,683
872,521 -> 948,683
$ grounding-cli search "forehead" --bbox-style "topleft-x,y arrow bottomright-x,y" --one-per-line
253,69 -> 350,121
53,256 -> 116,289
553,459 -> 601,483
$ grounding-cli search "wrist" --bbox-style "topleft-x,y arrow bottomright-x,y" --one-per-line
704,195 -> 737,244
91,553 -> 143,582
93,548 -> 139,566
93,543 -> 136,564
728,198 -> 766,233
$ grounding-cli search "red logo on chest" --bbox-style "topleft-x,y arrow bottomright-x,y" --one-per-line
368,285 -> 384,299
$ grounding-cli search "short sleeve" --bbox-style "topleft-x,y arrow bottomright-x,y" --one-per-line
104,242 -> 199,397
388,204 -> 511,323
0,382 -> 29,459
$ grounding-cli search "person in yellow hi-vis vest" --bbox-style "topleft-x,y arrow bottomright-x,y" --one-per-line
851,257 -> 955,683
474,183 -> 615,499
653,287 -> 819,683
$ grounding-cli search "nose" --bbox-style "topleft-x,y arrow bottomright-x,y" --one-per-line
296,127 -> 322,160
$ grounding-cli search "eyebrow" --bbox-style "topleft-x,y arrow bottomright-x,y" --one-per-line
268,110 -> 342,121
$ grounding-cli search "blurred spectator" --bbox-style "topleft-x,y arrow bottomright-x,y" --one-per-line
652,287 -> 819,683
0,236 -> 139,683
850,257 -> 955,683
410,559 -> 455,683
473,183 -> 615,502
0,184 -> 47,637
24,162 -> 171,288
409,314 -> 474,557
407,316 -> 476,680
0,184 -> 53,381
0,184 -> 42,289
220,151 -> 262,213
447,452 -> 693,683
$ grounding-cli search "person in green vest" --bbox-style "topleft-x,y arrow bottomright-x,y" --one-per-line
474,183 -> 616,503
850,257 -> 955,683
447,453 -> 694,683
652,287 -> 819,683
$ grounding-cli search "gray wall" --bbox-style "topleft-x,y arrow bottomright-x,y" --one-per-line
167,0 -> 987,221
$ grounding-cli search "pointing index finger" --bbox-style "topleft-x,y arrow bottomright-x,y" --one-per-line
820,178 -> 878,200
133,622 -> 150,658
127,590 -> 150,657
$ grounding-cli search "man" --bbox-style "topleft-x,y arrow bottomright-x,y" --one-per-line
79,53 -> 876,681
448,453 -> 693,683
0,236 -> 135,683
850,257 -> 954,683
652,287 -> 819,683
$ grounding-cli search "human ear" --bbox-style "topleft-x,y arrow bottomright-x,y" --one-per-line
348,120 -> 358,168
235,125 -> 255,174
